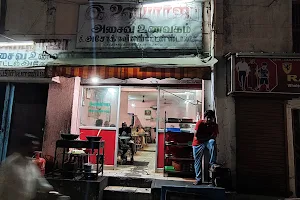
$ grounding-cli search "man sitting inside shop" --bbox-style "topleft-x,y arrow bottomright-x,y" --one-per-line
119,122 -> 135,163
95,119 -> 103,127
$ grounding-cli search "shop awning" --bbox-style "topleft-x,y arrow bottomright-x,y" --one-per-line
45,66 -> 211,80
47,57 -> 218,67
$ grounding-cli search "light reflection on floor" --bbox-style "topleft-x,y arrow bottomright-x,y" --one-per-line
104,144 -> 193,182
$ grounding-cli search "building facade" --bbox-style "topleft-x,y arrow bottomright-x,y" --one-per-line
215,0 -> 296,198
0,0 -> 218,173
2,0 -> 297,198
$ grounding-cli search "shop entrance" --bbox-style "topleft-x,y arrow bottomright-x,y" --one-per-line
119,87 -> 159,172
79,84 -> 203,173
118,86 -> 202,174
0,83 -> 49,160
6,83 -> 49,157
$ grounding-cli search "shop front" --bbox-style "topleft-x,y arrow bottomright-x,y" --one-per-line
45,65 -> 212,172
0,39 -> 68,161
0,69 -> 51,161
228,53 -> 300,197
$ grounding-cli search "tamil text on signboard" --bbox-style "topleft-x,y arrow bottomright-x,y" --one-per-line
76,2 -> 203,49
0,69 -> 45,78
88,102 -> 111,120
0,39 -> 68,68
0,51 -> 58,68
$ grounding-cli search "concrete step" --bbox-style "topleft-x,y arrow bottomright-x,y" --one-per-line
107,176 -> 153,188
103,186 -> 151,200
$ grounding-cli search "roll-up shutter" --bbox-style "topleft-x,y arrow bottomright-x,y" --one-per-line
235,97 -> 287,196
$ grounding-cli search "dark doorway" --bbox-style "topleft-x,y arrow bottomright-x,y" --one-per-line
293,109 -> 300,197
6,83 -> 49,157
0,84 -> 7,127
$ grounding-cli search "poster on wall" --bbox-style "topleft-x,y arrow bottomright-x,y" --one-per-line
76,1 -> 203,49
88,102 -> 111,120
232,56 -> 300,94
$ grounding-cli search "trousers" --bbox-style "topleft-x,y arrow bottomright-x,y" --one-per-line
192,139 -> 216,181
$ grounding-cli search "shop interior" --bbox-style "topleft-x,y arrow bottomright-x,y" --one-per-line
79,86 -> 202,171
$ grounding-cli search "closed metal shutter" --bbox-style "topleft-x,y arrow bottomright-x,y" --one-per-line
235,97 -> 287,196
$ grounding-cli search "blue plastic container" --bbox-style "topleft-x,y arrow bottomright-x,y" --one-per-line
166,128 -> 181,132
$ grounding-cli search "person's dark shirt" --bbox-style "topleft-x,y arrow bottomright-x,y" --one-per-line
119,127 -> 131,137
96,119 -> 103,126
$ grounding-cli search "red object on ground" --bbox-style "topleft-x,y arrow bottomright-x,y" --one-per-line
80,129 -> 116,166
157,132 -> 165,168
33,152 -> 46,175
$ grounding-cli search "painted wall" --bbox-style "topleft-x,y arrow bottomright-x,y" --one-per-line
128,100 -> 157,128
203,80 -> 213,111
4,0 -> 79,38
42,77 -> 76,156
214,0 -> 293,188
216,0 -> 292,54
119,91 -> 131,127
71,77 -> 81,135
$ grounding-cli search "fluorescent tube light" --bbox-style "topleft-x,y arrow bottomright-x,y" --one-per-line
0,41 -> 35,47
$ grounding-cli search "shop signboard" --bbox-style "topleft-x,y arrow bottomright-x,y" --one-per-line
76,1 -> 203,49
0,39 -> 68,68
232,57 -> 300,94
0,50 -> 60,68
0,69 -> 45,78
88,102 -> 111,114
88,102 -> 111,119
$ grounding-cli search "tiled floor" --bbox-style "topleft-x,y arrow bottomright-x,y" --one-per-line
104,144 -> 194,183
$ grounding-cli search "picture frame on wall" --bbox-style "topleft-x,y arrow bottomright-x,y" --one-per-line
145,110 -> 151,116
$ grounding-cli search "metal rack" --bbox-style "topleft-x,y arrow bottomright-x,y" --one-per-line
52,140 -> 105,180
163,111 -> 196,177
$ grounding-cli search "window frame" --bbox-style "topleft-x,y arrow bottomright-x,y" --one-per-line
79,85 -> 121,130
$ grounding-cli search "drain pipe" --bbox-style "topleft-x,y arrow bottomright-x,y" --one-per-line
210,0 -> 216,111
210,0 -> 215,58
0,0 -> 7,34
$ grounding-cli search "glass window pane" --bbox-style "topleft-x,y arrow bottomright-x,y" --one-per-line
80,87 -> 119,127
159,88 -> 202,129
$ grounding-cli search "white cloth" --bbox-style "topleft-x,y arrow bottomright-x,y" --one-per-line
236,61 -> 250,72
0,153 -> 53,200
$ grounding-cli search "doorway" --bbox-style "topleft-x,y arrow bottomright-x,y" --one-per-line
6,83 -> 49,157
118,86 -> 202,174
118,87 -> 158,173
0,83 -> 9,161
0,83 -> 49,160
